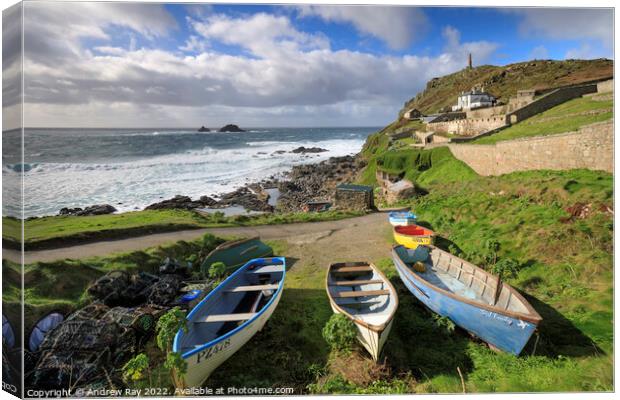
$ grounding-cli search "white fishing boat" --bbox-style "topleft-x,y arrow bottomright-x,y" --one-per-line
388,211 -> 417,226
326,262 -> 398,361
173,257 -> 286,388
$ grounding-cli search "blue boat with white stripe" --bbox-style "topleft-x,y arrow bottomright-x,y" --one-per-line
388,211 -> 418,226
173,257 -> 286,388
392,245 -> 541,355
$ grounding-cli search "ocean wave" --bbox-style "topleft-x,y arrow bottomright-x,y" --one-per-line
6,135 -> 365,217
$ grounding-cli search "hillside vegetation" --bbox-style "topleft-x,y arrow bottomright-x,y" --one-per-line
473,95 -> 613,144
2,209 -> 363,250
7,167 -> 612,394
401,58 -> 612,116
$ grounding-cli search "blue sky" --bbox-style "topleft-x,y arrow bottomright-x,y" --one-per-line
3,3 -> 614,128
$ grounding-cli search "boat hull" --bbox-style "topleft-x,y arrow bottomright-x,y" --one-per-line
388,212 -> 417,227
178,283 -> 283,388
328,302 -> 393,361
392,251 -> 538,355
200,238 -> 273,275
389,218 -> 416,227
393,228 -> 434,249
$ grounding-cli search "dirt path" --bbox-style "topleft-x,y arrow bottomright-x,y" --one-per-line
4,212 -> 394,264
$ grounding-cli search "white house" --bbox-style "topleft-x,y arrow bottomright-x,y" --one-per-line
451,88 -> 496,111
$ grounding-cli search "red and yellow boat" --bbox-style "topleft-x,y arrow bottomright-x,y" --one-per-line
393,225 -> 435,249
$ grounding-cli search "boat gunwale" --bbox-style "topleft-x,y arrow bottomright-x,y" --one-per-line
174,256 -> 286,359
388,211 -> 417,221
325,261 -> 399,333
202,237 -> 273,271
392,245 -> 541,324
393,224 -> 436,238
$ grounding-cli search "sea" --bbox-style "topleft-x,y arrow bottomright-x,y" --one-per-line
2,127 -> 378,218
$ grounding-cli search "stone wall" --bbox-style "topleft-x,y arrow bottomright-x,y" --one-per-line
334,188 -> 374,210
428,115 -> 508,136
465,105 -> 507,119
508,84 -> 598,124
597,79 -> 614,93
385,180 -> 416,204
447,121 -> 613,176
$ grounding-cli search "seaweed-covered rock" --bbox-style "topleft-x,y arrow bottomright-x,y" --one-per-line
219,124 -> 246,132
58,204 -> 116,216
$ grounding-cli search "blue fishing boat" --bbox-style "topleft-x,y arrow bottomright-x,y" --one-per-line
173,257 -> 286,387
388,211 -> 417,226
392,245 -> 541,355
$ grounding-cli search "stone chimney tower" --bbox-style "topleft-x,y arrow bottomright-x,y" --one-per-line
468,53 -> 472,69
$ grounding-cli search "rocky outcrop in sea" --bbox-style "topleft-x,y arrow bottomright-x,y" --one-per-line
144,195 -> 217,211
59,204 -> 117,216
219,124 -> 246,132
290,146 -> 328,154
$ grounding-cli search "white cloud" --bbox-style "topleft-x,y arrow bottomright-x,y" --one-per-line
564,42 -> 606,60
189,13 -> 330,58
180,35 -> 209,53
510,8 -> 613,47
441,26 -> 499,68
297,5 -> 429,50
19,7 -> 499,127
529,45 -> 549,60
21,2 -> 177,66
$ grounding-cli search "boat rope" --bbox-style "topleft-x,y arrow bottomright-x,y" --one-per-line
531,331 -> 540,356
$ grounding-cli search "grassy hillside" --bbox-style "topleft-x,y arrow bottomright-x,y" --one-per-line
357,143 -> 477,191
401,58 -> 612,116
473,96 -> 613,144
7,167 -> 612,394
320,168 -> 613,393
2,209 -> 363,250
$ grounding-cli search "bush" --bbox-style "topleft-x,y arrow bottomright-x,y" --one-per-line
491,258 -> 521,279
122,353 -> 149,383
322,314 -> 357,352
208,261 -> 227,279
201,233 -> 219,250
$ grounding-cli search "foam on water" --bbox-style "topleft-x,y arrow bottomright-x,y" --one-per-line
5,135 -> 367,217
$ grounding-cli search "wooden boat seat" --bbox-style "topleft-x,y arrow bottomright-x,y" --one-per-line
226,284 -> 279,292
246,265 -> 284,274
332,289 -> 390,298
329,279 -> 382,286
197,313 -> 257,323
332,266 -> 373,274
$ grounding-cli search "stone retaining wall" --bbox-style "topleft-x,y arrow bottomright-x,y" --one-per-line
507,84 -> 598,124
428,115 -> 508,136
447,121 -> 613,175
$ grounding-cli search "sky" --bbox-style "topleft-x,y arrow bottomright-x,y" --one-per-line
1,2 -> 614,129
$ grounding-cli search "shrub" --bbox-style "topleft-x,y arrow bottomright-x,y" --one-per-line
432,314 -> 456,334
208,261 -> 227,279
201,233 -> 218,250
491,258 -> 521,279
156,307 -> 187,353
322,314 -> 357,352
122,353 -> 149,383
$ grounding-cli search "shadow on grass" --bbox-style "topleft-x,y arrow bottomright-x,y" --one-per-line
433,236 -> 464,254
413,220 -> 434,230
284,257 -> 300,270
383,276 -> 473,380
207,288 -> 332,394
520,292 -> 605,358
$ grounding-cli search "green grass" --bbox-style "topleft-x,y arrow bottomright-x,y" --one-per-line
474,97 -> 613,144
373,147 -> 477,190
400,59 -> 612,115
4,167 -> 612,394
3,209 -> 365,249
